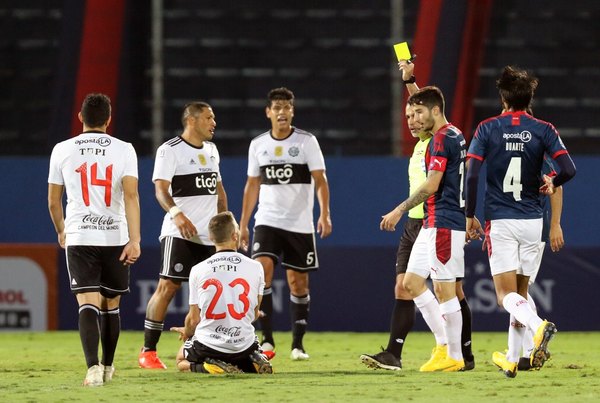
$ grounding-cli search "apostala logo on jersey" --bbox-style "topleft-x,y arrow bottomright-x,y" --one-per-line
274,146 -> 283,157
198,154 -> 207,165
75,137 -> 111,147
503,130 -> 532,142
261,163 -> 311,185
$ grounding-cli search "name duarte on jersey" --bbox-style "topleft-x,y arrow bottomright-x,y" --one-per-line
171,171 -> 218,196
260,163 -> 311,185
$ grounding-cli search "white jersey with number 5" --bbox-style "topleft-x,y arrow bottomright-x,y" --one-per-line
189,250 -> 265,354
247,128 -> 325,233
48,131 -> 138,246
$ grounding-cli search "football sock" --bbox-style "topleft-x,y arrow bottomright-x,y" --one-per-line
459,297 -> 474,360
100,307 -> 120,367
413,289 -> 447,345
522,294 -> 537,357
290,293 -> 310,351
439,297 -> 463,361
385,299 -> 415,359
78,304 -> 100,368
502,292 -> 543,331
507,314 -> 526,363
259,288 -> 274,346
143,318 -> 164,351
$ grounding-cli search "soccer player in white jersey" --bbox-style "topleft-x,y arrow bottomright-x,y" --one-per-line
48,93 -> 141,386
170,211 -> 272,374
239,87 -> 332,361
139,102 -> 228,369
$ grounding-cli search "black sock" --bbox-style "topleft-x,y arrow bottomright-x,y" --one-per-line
79,304 -> 100,368
385,299 -> 415,359
143,318 -> 164,351
100,308 -> 120,366
460,297 -> 474,360
259,288 -> 274,345
290,294 -> 310,351
190,362 -> 206,373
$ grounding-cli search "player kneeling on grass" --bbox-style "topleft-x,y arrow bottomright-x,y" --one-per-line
170,212 -> 273,374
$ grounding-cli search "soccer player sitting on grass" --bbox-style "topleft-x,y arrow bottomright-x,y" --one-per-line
170,212 -> 273,374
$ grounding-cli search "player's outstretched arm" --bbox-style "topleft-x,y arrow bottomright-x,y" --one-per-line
381,170 -> 442,231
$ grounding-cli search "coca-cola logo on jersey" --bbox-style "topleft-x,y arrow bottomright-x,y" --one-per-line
195,173 -> 218,194
82,214 -> 115,225
265,164 -> 293,184
215,325 -> 242,337
75,137 -> 111,147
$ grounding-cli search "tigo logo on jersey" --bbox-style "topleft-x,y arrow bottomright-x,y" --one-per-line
265,164 -> 294,184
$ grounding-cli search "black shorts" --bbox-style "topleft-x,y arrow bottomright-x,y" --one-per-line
160,236 -> 215,281
66,245 -> 130,297
395,217 -> 423,275
251,225 -> 318,272
183,339 -> 262,373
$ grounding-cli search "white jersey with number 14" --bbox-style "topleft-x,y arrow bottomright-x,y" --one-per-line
48,132 -> 138,247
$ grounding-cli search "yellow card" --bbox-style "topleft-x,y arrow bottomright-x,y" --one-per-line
393,42 -> 412,61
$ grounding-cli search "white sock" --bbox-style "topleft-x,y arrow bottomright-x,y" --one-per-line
502,292 -> 543,331
507,314 -> 525,363
522,294 -> 537,357
413,289 -> 447,345
439,297 -> 463,361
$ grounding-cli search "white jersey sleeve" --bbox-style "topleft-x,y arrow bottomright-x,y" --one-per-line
304,135 -> 326,172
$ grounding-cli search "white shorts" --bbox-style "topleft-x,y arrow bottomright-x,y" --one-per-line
527,241 -> 546,284
406,227 -> 465,281
485,218 -> 542,277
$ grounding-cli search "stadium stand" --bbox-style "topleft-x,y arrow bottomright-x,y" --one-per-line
0,0 -> 597,156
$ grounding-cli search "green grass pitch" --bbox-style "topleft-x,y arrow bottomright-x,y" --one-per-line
1,331 -> 599,402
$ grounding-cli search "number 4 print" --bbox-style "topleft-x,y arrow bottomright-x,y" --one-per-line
75,162 -> 113,206
203,278 -> 251,320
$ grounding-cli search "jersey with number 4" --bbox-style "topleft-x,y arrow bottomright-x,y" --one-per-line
189,250 -> 265,354
423,124 -> 466,231
467,111 -> 568,220
153,137 -> 222,245
48,131 -> 138,246
247,128 -> 325,234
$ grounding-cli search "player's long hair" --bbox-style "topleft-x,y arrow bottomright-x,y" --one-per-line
497,66 -> 538,111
